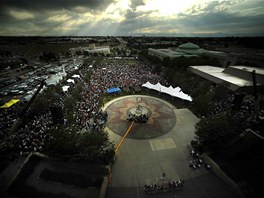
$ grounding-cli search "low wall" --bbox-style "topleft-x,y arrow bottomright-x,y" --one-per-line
202,154 -> 245,198
98,159 -> 114,198
98,176 -> 108,198
6,152 -> 46,191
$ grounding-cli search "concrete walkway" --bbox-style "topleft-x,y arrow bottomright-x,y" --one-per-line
104,95 -> 238,198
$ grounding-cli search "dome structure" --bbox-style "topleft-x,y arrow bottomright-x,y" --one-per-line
178,42 -> 200,50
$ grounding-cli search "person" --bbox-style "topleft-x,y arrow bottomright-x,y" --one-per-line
205,164 -> 211,170
162,173 -> 166,178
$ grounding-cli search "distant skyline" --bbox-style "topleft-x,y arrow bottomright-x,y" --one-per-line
0,0 -> 264,37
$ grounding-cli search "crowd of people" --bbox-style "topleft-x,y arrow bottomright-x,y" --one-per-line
127,112 -> 149,123
2,57 -> 260,160
144,179 -> 184,194
0,59 -> 166,159
74,60 -> 166,129
0,100 -> 56,159
0,103 -> 22,141
189,149 -> 211,170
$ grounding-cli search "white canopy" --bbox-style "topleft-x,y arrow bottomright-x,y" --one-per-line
67,79 -> 75,84
62,85 -> 70,92
142,81 -> 156,90
72,74 -> 80,78
142,82 -> 192,102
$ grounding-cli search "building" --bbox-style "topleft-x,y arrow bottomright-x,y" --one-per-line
148,42 -> 226,61
188,65 -> 264,91
84,44 -> 110,55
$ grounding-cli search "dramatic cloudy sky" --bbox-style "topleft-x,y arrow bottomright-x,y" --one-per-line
0,0 -> 263,36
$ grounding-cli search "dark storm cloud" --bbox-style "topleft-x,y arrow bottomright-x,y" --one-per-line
125,9 -> 154,21
0,0 -> 112,25
130,0 -> 145,11
176,11 -> 264,34
114,0 -> 264,36
0,0 -> 111,11
174,0 -> 264,35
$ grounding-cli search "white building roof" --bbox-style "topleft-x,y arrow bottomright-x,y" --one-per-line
229,66 -> 264,75
188,65 -> 264,91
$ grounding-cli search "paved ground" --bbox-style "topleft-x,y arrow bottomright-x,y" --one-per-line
103,95 -> 238,198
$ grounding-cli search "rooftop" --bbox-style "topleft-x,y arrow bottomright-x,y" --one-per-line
178,42 -> 200,50
189,65 -> 264,91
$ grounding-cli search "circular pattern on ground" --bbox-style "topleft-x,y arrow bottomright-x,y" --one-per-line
105,95 -> 176,139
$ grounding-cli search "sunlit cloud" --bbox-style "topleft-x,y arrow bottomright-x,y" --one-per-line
137,0 -> 211,16
46,13 -> 72,23
9,10 -> 34,20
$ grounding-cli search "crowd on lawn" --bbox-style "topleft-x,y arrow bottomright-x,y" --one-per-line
1,59 -> 261,159
75,61 -> 166,128
0,60 -> 166,158
0,103 -> 23,140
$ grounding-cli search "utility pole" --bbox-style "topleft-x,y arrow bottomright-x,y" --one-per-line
251,70 -> 259,118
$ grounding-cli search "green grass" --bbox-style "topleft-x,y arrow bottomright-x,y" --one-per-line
83,57 -> 96,66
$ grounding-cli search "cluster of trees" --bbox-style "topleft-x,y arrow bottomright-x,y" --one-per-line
193,111 -> 248,152
45,125 -> 114,164
39,52 -> 58,62
162,56 -> 220,69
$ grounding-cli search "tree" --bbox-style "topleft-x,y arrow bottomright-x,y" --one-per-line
75,50 -> 83,56
214,83 -> 229,100
45,126 -> 115,164
84,51 -> 90,56
75,130 -> 115,164
194,111 -> 247,152
45,126 -> 78,157
64,96 -> 75,112
85,69 -> 93,82
192,92 -> 214,116
162,57 -> 171,67
153,64 -> 162,74
71,83 -> 83,100
20,57 -> 28,64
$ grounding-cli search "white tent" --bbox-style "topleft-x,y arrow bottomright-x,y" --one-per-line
67,79 -> 75,84
142,81 -> 156,90
62,85 -> 70,92
72,74 -> 80,78
154,82 -> 163,92
23,94 -> 33,102
141,82 -> 192,102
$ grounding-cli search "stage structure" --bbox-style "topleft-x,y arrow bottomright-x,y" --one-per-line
127,97 -> 149,123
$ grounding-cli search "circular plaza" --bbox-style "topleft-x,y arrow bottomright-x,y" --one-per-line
104,95 -> 176,139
